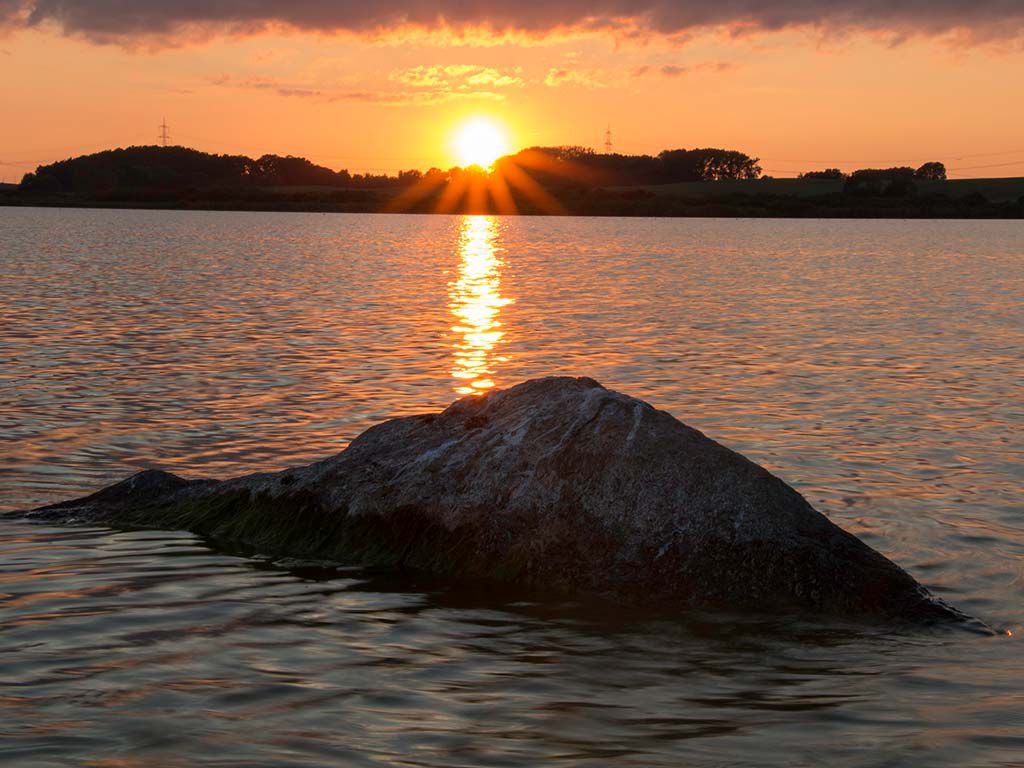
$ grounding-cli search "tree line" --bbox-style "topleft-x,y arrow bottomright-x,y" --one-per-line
17,144 -> 967,204
798,162 -> 948,195
18,144 -> 765,198
494,146 -> 762,187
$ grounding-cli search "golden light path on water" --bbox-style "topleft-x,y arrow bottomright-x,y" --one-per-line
448,215 -> 512,395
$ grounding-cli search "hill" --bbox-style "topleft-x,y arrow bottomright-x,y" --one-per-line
16,145 -> 409,199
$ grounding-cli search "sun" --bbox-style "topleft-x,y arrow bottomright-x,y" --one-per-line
453,117 -> 510,169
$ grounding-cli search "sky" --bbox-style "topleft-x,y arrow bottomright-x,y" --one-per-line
2,1 -> 1024,181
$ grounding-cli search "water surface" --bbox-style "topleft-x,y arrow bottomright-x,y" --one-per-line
1,208 -> 1021,766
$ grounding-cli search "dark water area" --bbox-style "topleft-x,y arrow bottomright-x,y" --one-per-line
1,208 -> 1021,766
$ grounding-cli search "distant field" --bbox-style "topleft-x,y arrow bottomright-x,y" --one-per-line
258,185 -> 347,194
919,177 -> 1024,201
624,177 -> 1024,201
257,185 -> 388,194
622,178 -> 843,198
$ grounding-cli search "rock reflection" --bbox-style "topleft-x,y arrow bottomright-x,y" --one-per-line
448,215 -> 511,395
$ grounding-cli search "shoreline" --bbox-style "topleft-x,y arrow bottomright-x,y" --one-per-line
4,196 -> 1022,220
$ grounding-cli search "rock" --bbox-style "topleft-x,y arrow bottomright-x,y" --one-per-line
23,376 -> 969,624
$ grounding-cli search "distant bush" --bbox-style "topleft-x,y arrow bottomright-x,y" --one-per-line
884,179 -> 917,197
799,168 -> 847,180
849,167 -> 916,182
845,167 -> 916,196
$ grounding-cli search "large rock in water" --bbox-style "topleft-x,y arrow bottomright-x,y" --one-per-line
26,377 -> 965,623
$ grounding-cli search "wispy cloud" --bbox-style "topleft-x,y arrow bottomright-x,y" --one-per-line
209,73 -> 505,105
629,61 -> 733,78
660,61 -> 732,77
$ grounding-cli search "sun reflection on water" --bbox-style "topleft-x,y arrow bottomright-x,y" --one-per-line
449,216 -> 511,396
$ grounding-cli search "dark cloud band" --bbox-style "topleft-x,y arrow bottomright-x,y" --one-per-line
2,0 -> 1022,42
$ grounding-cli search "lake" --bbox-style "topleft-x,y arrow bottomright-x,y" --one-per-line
1,208 -> 1021,766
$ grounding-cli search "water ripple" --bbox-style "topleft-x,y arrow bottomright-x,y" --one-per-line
1,209 -> 1022,765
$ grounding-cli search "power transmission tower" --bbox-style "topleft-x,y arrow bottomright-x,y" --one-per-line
604,124 -> 613,154
158,118 -> 171,147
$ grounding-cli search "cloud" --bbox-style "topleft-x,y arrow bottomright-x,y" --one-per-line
464,68 -> 524,87
2,1 -> 1023,47
543,67 -> 605,88
390,64 -> 524,90
391,66 -> 448,88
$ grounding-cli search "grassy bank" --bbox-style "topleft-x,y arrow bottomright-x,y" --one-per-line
622,177 -> 1024,202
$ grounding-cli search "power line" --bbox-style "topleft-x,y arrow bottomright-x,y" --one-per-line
946,148 -> 1024,161
947,159 -> 1024,172
604,124 -> 613,154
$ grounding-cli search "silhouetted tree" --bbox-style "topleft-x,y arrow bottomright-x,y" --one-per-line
495,146 -> 761,188
397,169 -> 422,185
657,148 -> 761,182
915,162 -> 947,181
253,154 -> 340,186
849,167 -> 916,181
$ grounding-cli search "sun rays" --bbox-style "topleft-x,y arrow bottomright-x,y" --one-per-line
384,146 -> 581,215
381,116 -> 597,215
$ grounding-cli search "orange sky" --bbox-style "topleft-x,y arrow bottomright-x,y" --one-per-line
2,13 -> 1024,181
